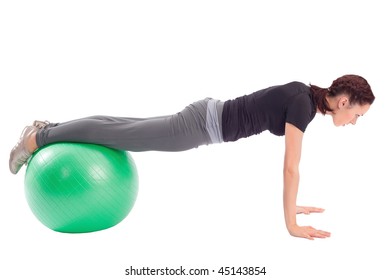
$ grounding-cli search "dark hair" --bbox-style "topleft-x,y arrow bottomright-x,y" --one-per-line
310,74 -> 375,114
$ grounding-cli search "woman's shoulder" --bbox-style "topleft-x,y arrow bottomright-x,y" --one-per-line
243,81 -> 311,103
280,81 -> 312,101
284,81 -> 310,91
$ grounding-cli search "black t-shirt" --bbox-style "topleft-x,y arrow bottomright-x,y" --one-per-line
222,81 -> 317,142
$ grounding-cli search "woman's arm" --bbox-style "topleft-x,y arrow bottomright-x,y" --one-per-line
283,123 -> 331,240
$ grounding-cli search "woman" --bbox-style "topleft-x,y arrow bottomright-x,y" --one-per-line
9,74 -> 375,240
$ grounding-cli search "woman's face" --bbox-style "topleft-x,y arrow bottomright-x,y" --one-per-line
330,97 -> 371,127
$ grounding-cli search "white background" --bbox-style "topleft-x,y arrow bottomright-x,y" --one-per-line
1,1 -> 389,279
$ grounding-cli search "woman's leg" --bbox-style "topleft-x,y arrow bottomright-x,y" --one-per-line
36,98 -> 223,152
10,98 -> 224,174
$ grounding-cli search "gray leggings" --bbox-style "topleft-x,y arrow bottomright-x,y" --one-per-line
36,98 -> 224,152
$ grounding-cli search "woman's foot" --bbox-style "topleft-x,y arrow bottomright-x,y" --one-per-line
9,121 -> 47,174
9,126 -> 38,174
33,120 -> 50,129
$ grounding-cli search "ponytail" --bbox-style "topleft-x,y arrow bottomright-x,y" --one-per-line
310,84 -> 332,115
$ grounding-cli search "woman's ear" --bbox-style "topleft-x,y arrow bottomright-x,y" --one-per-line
338,96 -> 349,109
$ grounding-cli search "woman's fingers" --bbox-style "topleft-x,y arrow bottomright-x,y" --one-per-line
296,206 -> 325,214
289,224 -> 331,240
306,227 -> 331,239
306,207 -> 325,213
312,230 -> 331,238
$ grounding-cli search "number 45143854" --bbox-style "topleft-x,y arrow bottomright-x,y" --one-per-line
217,267 -> 266,276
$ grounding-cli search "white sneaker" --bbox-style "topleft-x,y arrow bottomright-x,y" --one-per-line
33,120 -> 50,129
9,126 -> 38,174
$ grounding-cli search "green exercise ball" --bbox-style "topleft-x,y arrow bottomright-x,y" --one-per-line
24,143 -> 138,233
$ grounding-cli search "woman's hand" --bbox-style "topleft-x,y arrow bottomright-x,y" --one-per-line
296,206 -> 325,215
291,206 -> 330,240
288,224 -> 331,240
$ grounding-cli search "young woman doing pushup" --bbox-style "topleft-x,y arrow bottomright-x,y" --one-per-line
9,74 -> 375,240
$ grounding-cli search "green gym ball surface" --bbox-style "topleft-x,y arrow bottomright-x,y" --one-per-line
24,143 -> 139,233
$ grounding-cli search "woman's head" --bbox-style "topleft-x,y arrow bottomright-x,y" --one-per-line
310,75 -> 375,126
